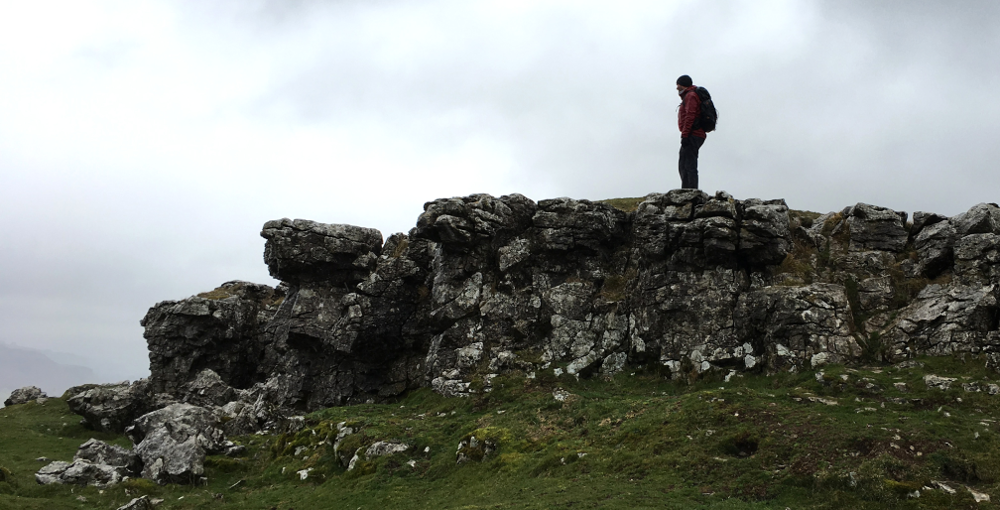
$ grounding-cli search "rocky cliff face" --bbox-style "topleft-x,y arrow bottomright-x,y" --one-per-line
140,191 -> 1000,412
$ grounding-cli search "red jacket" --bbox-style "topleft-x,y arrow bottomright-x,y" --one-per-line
678,85 -> 706,139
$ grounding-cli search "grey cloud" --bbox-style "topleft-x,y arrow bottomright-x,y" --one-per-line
242,1 -> 1000,214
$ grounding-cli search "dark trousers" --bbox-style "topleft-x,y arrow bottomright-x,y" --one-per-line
678,136 -> 705,189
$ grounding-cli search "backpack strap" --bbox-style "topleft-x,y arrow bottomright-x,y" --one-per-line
685,88 -> 702,132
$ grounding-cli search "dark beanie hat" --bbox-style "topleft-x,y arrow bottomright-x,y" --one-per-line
676,75 -> 693,87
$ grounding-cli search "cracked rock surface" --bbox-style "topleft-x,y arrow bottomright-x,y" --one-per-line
69,192 -> 1000,419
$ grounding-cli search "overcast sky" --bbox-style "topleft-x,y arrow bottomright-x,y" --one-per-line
1,0 -> 998,390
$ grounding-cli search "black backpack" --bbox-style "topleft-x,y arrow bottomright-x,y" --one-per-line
691,86 -> 718,132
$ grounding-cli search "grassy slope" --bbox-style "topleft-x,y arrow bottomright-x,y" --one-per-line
3,356 -> 1000,509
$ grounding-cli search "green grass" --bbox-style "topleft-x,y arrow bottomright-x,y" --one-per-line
4,357 -> 1000,509
598,197 -> 647,213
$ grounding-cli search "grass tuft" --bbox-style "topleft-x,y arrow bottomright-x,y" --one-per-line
598,197 -> 646,213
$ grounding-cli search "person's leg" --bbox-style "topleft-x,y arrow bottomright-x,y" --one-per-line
678,139 -> 692,188
678,137 -> 704,189
688,136 -> 704,189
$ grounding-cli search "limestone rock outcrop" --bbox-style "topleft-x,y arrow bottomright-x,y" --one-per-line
88,193 -> 1000,419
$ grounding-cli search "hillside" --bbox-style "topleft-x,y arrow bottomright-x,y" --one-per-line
2,190 -> 999,509
3,355 -> 1000,509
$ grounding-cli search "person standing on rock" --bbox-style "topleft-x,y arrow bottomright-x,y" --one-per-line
676,74 -> 707,189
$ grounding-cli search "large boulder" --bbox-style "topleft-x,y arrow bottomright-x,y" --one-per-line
954,234 -> 1000,286
176,369 -> 239,408
414,193 -> 536,247
532,198 -> 628,252
142,281 -> 282,395
845,203 -> 908,252
910,211 -> 948,238
74,438 -> 141,474
251,215 -> 437,409
66,380 -> 160,433
261,218 -> 382,285
216,375 -> 305,436
36,439 -> 140,488
913,220 -> 956,277
35,459 -> 126,488
632,269 -> 747,374
884,284 -> 1000,358
736,283 -> 860,369
739,199 -> 792,266
128,403 -> 232,484
633,191 -> 743,270
4,386 -> 46,406
952,203 -> 1000,236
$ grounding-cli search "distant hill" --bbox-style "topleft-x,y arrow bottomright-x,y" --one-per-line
0,344 -> 96,404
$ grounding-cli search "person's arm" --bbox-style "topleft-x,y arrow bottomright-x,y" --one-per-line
679,92 -> 700,138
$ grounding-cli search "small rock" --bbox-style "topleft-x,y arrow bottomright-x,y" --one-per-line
456,435 -> 497,464
552,388 -> 572,402
117,495 -> 152,510
931,480 -> 956,494
4,386 -> 47,406
810,352 -> 830,367
365,441 -> 409,459
924,375 -> 957,391
346,441 -> 409,471
808,396 -> 838,406
967,486 -> 991,503
65,379 -> 156,433
296,468 -> 312,480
